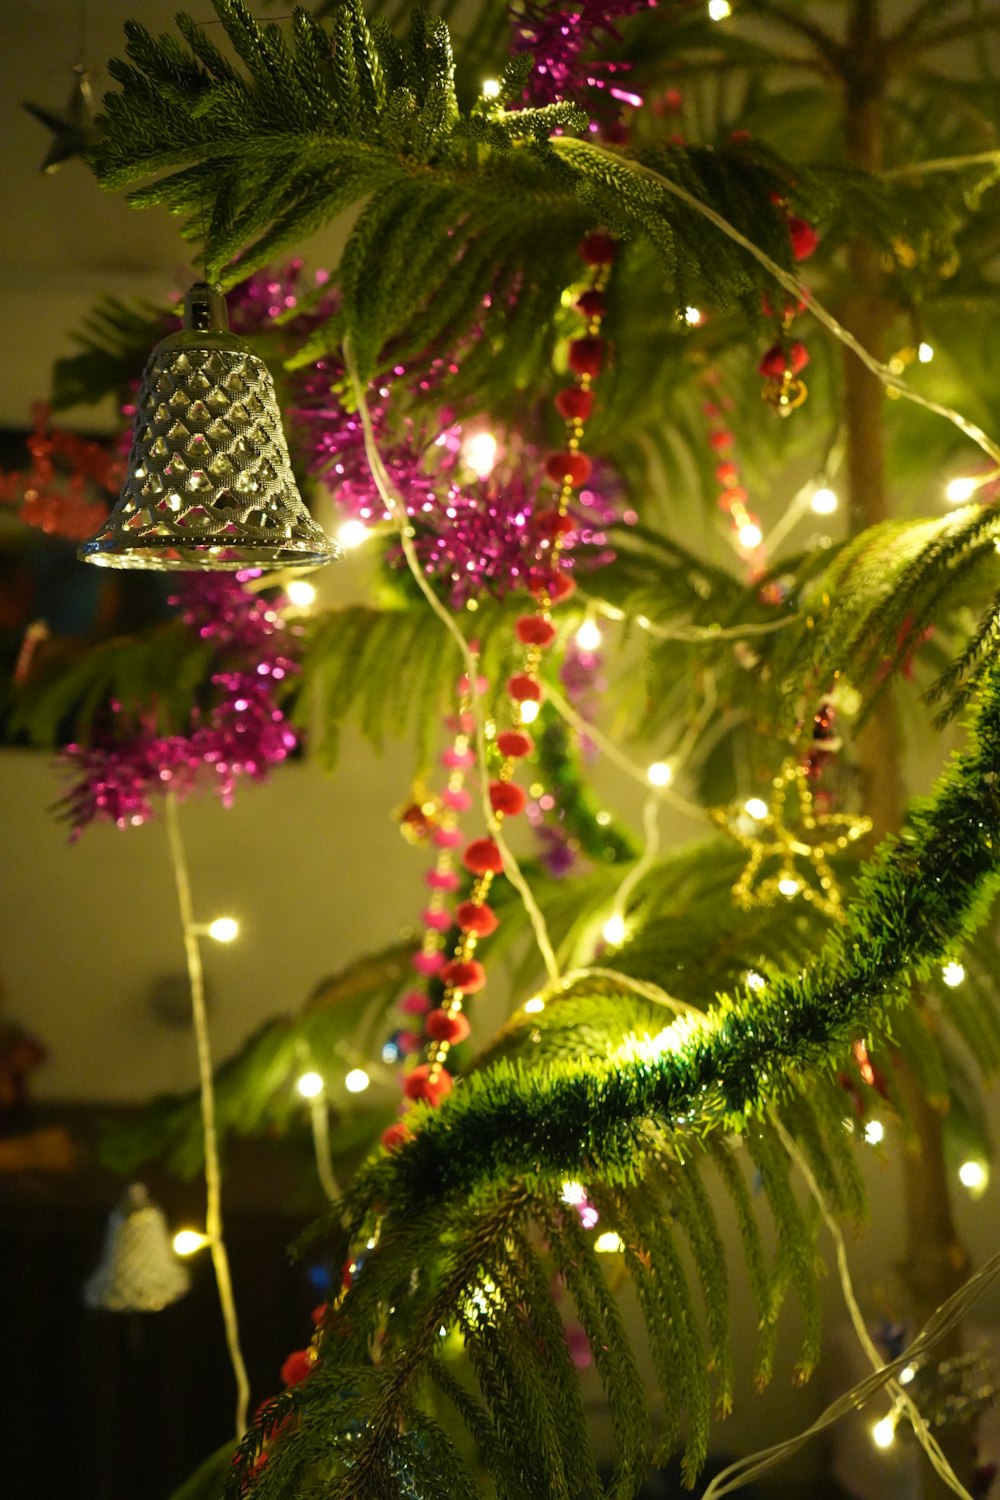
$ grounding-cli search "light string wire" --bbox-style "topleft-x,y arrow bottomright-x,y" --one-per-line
700,1113 -> 994,1499
550,138 -> 1000,470
295,1041 -> 342,1203
164,792 -> 250,1439
772,1115 -> 971,1500
342,336 -> 561,986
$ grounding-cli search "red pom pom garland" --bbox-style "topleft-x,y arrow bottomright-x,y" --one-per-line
381,233 -> 614,1131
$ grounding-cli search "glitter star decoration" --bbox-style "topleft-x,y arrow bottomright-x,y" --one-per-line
712,758 -> 871,920
24,65 -> 97,174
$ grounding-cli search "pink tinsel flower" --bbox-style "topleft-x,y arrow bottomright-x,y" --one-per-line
510,0 -> 656,114
58,575 -> 300,838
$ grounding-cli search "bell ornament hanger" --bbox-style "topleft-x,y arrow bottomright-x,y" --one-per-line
78,283 -> 341,572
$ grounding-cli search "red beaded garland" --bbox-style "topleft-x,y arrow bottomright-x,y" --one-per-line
788,216 -> 819,261
381,1120 -> 414,1151
568,336 -> 603,377
579,230 -> 617,264
515,616 -> 556,647
404,1064 -> 454,1104
554,387 -> 594,422
440,958 -> 487,993
425,1008 -> 472,1044
496,730 -> 533,758
463,838 -> 504,874
507,673 -> 542,702
545,452 -> 592,486
575,288 -> 606,317
455,900 -> 499,936
489,780 -> 528,816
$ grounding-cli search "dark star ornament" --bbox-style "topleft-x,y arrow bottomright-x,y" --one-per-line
24,64 -> 97,173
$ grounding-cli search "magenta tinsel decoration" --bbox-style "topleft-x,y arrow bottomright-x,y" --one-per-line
510,0 -> 655,113
59,575 -> 300,838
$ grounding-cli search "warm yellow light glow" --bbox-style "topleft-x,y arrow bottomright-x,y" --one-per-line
959,1159 -> 987,1191
945,476 -> 977,504
575,617 -> 603,651
207,916 -> 239,943
647,761 -> 673,788
746,970 -> 766,992
872,1416 -> 896,1450
864,1119 -> 884,1145
523,997 -> 545,1015
683,306 -> 703,326
595,1231 -> 624,1253
778,876 -> 800,898
737,522 -> 763,549
602,913 -> 626,945
519,699 -> 540,724
337,519 -> 370,549
463,430 -> 498,478
286,579 -> 317,608
899,1364 -> 916,1386
562,1180 -> 587,1205
744,797 -> 768,821
595,810 -> 611,826
481,77 -> 501,98
941,961 -> 965,987
811,486 -> 838,515
917,341 -> 934,363
345,1068 -> 371,1094
708,0 -> 732,17
296,1071 -> 324,1099
173,1228 -> 210,1256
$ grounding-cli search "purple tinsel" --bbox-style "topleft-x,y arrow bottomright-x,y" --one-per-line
510,0 -> 656,113
59,575 -> 299,838
292,357 -> 622,606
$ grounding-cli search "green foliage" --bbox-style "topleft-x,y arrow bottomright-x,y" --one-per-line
218,648 -> 1000,1495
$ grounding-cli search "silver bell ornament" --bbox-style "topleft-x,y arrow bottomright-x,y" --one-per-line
83,1182 -> 191,1312
78,283 -> 341,571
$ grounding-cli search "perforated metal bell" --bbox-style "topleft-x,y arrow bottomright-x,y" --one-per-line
83,1183 -> 191,1312
78,284 -> 341,571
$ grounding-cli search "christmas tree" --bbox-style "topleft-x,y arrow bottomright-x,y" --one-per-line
8,1 -> 1000,1497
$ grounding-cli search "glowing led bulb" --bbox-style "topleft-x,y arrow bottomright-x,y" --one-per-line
602,913 -> 626,946
463,430 -> 498,478
337,519 -> 369,549
519,699 -> 540,724
871,1416 -> 896,1449
777,876 -> 800,898
523,996 -> 545,1015
959,1160 -> 987,1191
917,341 -> 934,363
561,1181 -> 586,1205
647,761 -> 673,787
595,1231 -> 624,1253
286,579 -> 317,608
345,1068 -> 371,1094
708,0 -> 732,17
683,306 -> 703,326
864,1119 -> 884,1145
945,476 -> 977,504
481,77 -> 501,98
941,961 -> 965,987
899,1364 -> 916,1385
744,798 -> 768,821
173,1228 -> 210,1255
737,522 -> 763,549
575,617 -> 603,651
746,970 -> 766,992
208,916 -> 238,943
296,1071 -> 324,1099
811,487 -> 838,515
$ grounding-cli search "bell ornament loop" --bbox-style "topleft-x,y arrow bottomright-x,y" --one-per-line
78,283 -> 341,572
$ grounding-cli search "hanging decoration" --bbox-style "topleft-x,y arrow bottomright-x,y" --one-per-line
712,757 -> 871,920
78,283 -> 340,572
23,63 -> 97,173
83,1182 -> 190,1312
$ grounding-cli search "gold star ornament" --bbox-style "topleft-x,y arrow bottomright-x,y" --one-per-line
712,758 -> 871,920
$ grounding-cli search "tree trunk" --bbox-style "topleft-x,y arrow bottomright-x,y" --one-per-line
838,3 -> 973,1491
